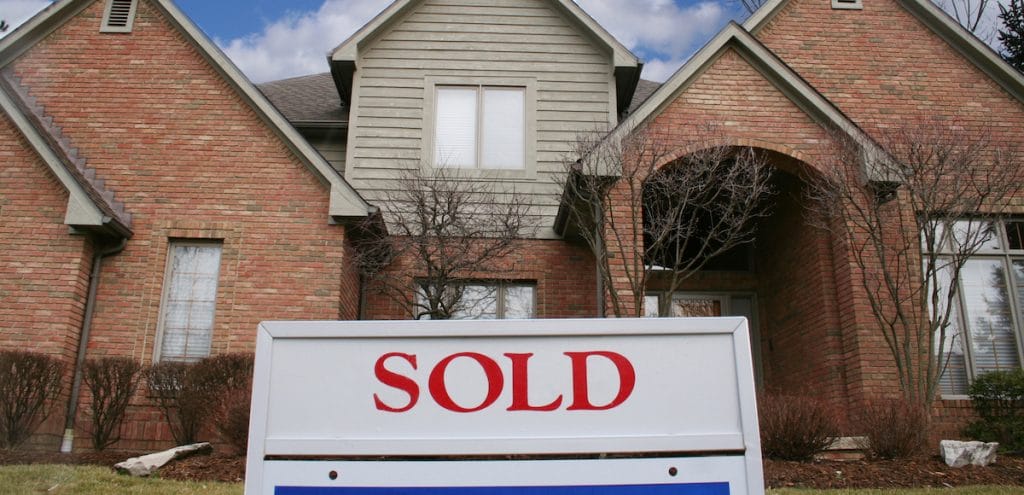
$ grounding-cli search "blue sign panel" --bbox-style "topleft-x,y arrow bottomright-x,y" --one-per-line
277,483 -> 729,495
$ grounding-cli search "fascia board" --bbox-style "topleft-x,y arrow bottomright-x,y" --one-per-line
330,0 -> 639,68
0,87 -> 106,227
0,0 -> 90,68
897,0 -> 1024,103
743,0 -> 1024,104
742,0 -> 788,34
330,0 -> 412,62
605,22 -> 886,172
549,0 -> 639,67
154,0 -> 372,219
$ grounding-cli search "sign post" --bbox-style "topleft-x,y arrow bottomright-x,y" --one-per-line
245,318 -> 764,495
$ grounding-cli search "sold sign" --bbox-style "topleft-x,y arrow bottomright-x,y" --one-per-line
373,351 -> 636,413
246,318 -> 765,495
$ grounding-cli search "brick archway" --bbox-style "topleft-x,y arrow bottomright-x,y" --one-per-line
641,143 -> 852,424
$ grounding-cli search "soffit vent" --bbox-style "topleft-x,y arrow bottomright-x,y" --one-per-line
832,0 -> 864,10
100,0 -> 138,33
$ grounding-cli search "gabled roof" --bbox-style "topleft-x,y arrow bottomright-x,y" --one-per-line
0,68 -> 131,238
0,0 -> 373,221
327,0 -> 643,114
258,73 -> 349,128
744,0 -> 1024,104
610,22 -> 886,167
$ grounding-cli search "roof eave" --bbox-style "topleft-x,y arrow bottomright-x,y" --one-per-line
744,0 -> 1024,104
0,0 -> 90,68
0,85 -> 131,237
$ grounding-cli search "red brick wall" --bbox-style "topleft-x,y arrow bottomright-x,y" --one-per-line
6,0 -> 359,450
754,0 -> 1024,427
363,239 -> 598,320
0,112 -> 95,450
604,47 -> 855,413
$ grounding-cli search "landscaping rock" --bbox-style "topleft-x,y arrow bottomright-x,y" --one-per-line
940,440 -> 999,467
114,442 -> 212,477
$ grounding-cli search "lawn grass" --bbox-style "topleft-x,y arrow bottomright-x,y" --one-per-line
0,465 -> 1019,495
0,464 -> 242,495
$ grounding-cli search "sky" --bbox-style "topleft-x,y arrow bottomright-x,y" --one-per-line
0,0 -> 1012,83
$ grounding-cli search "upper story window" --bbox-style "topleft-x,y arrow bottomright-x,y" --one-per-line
434,86 -> 525,170
930,219 -> 1024,396
156,241 -> 223,362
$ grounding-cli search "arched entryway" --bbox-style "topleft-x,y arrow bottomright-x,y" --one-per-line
643,147 -> 850,417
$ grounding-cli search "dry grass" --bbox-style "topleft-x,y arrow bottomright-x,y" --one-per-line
0,464 -> 241,495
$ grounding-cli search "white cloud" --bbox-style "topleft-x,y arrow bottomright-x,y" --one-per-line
576,0 -> 728,58
219,0 -> 390,83
642,56 -> 692,82
575,0 -> 730,81
936,0 -> 1010,49
1,0 -> 52,39
219,0 -> 730,83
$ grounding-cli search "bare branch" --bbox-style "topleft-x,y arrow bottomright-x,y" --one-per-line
805,120 -> 1022,406
353,166 -> 537,320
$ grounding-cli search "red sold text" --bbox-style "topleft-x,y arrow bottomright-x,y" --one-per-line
373,351 -> 636,413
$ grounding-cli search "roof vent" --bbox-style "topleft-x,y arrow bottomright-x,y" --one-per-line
100,0 -> 137,33
832,0 -> 864,9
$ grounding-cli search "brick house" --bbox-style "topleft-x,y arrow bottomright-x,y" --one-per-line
0,0 -> 1022,451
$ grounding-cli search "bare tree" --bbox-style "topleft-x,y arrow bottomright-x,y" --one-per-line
354,167 -> 535,320
944,0 -> 992,37
559,124 -> 774,317
805,121 -> 1021,407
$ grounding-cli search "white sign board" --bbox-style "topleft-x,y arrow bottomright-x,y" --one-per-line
245,318 -> 764,495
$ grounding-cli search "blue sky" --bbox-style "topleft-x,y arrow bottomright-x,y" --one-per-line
1,0 -> 1010,83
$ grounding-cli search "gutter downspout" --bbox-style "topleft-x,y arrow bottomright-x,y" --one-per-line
60,237 -> 127,453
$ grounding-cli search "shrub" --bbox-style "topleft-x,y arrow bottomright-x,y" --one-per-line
0,350 -> 65,449
81,357 -> 142,451
193,354 -> 254,456
146,353 -> 254,449
963,369 -> 1024,453
212,374 -> 253,456
146,361 -> 210,445
758,393 -> 839,461
856,399 -> 929,459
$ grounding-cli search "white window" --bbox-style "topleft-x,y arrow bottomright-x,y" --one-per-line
434,86 -> 525,170
156,242 -> 222,362
932,220 -> 1024,395
417,281 -> 535,320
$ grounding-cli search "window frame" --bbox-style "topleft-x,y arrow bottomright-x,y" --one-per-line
423,76 -> 537,179
416,280 -> 537,320
930,219 -> 1024,398
153,240 -> 224,363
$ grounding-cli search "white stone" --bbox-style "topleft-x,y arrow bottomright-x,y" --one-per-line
114,442 -> 212,477
939,440 -> 999,468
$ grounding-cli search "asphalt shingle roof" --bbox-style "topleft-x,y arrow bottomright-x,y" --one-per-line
257,73 -> 348,125
627,79 -> 662,116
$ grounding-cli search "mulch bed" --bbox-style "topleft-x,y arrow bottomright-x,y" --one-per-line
3,448 -> 1024,488
765,456 -> 1024,489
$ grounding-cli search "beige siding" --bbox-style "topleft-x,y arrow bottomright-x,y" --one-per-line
346,0 -> 616,236
301,128 -> 347,173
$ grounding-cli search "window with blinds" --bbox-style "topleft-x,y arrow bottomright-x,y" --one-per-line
929,220 -> 1024,396
434,86 -> 525,170
156,242 -> 222,362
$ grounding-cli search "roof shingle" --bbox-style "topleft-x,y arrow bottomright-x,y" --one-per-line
257,73 -> 348,125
